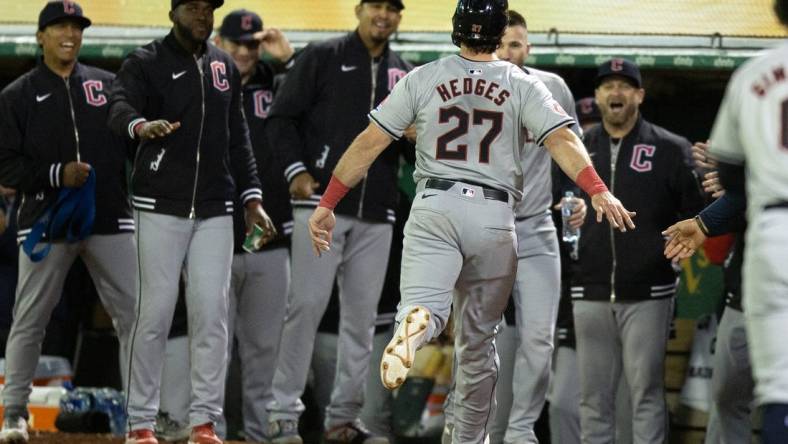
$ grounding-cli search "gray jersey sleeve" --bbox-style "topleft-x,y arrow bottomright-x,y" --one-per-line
369,72 -> 417,140
554,79 -> 582,138
518,77 -> 576,146
709,75 -> 745,165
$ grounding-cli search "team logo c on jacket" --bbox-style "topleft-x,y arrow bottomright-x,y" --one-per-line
210,61 -> 230,92
253,90 -> 273,118
388,68 -> 407,91
630,144 -> 656,172
82,80 -> 107,107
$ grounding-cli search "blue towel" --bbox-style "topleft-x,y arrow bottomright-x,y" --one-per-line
22,169 -> 96,262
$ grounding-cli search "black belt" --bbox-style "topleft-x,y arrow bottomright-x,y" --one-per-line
424,178 -> 509,203
764,201 -> 788,211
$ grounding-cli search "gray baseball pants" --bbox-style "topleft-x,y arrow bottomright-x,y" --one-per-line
704,306 -> 754,444
126,212 -> 233,431
503,212 -> 560,444
3,234 -> 137,420
549,345 -> 633,444
573,298 -> 672,444
398,182 -> 517,444
226,247 -> 290,441
268,208 -> 391,428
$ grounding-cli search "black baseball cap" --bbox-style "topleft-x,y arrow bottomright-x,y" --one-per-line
360,0 -> 405,11
575,97 -> 600,124
219,9 -> 262,41
38,1 -> 91,31
595,58 -> 642,88
171,0 -> 224,10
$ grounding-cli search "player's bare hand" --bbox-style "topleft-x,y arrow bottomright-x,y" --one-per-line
63,161 -> 92,188
662,218 -> 706,261
702,171 -> 725,198
590,191 -> 636,232
289,172 -> 320,200
254,28 -> 294,63
691,141 -> 717,170
309,206 -> 336,257
553,196 -> 587,229
404,125 -> 418,144
244,200 -> 277,245
136,120 -> 181,140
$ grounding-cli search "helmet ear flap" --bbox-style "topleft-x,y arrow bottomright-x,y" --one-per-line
451,0 -> 509,49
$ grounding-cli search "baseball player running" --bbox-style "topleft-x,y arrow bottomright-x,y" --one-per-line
664,1 -> 788,441
0,2 -> 137,443
308,1 -> 635,443
107,1 -> 272,443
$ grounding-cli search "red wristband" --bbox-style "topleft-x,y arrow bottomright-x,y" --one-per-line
319,175 -> 351,210
576,165 -> 609,196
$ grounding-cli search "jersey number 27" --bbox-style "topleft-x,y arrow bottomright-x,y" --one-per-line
436,106 -> 503,163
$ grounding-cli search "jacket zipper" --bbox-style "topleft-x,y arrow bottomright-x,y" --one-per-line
356,58 -> 377,218
64,78 -> 82,163
609,140 -> 620,303
189,56 -> 206,219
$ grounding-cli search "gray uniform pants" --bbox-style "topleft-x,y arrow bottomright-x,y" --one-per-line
2,234 -> 137,419
503,212 -> 560,444
311,329 -> 393,437
227,248 -> 290,442
573,298 -> 672,444
704,306 -> 754,444
126,212 -> 233,431
399,182 -> 517,444
268,208 -> 392,428
549,345 -> 633,444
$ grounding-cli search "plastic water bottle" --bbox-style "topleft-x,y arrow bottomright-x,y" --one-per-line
561,191 -> 579,243
93,388 -> 127,436
59,384 -> 93,414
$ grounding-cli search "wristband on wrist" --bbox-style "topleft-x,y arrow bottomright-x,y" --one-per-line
576,165 -> 609,196
694,215 -> 710,236
319,175 -> 351,210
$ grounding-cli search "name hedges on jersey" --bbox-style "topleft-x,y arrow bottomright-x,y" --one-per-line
436,77 -> 511,106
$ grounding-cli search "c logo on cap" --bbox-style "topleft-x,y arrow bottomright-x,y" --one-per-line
610,58 -> 625,72
63,0 -> 76,14
241,14 -> 253,31
471,24 -> 482,33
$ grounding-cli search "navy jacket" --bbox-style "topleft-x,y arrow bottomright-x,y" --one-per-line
266,31 -> 413,224
0,61 -> 133,242
108,31 -> 261,219
232,62 -> 293,254
572,117 -> 704,302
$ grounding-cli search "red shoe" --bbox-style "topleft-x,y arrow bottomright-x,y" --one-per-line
189,423 -> 222,444
125,429 -> 158,444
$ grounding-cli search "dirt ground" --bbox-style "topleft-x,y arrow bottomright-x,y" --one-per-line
24,432 -> 247,443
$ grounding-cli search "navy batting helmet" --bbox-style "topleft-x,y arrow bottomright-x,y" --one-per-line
451,0 -> 508,48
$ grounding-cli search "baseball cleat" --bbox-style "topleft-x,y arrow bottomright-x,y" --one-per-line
0,417 -> 29,444
380,306 -> 431,390
125,428 -> 158,444
188,422 -> 222,444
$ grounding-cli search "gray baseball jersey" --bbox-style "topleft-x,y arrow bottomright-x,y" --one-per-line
709,41 -> 788,406
370,55 -> 575,199
515,67 -> 581,218
709,41 -> 788,222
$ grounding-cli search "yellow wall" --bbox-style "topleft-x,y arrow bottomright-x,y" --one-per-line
3,0 -> 785,37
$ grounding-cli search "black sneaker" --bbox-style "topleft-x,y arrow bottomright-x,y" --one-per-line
321,421 -> 389,444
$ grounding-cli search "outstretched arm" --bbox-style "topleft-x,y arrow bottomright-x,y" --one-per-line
307,123 -> 393,255
544,127 -> 636,231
